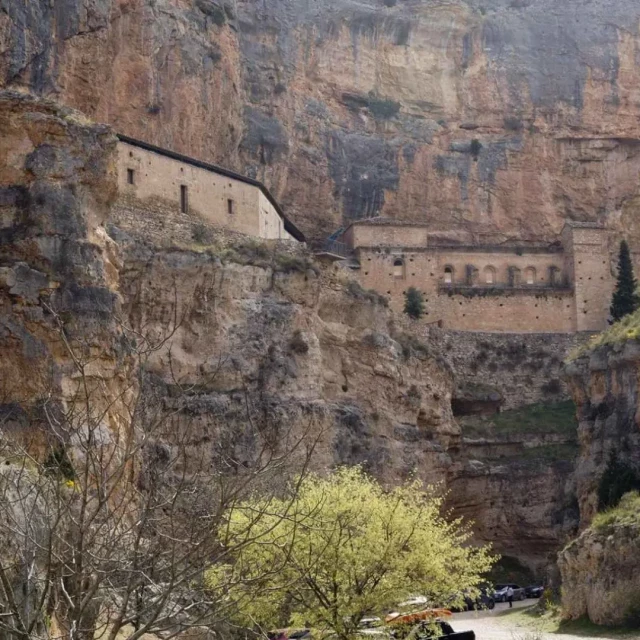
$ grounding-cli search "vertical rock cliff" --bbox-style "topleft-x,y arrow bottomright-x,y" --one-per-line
4,1 -> 640,241
0,89 -> 590,575
565,339 -> 640,527
559,328 -> 640,625
0,90 -> 130,443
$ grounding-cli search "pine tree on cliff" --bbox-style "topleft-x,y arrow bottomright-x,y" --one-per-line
404,287 -> 425,320
610,240 -> 640,323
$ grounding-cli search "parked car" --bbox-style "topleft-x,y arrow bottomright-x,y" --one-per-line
403,620 -> 475,640
463,589 -> 495,611
268,630 -> 312,640
493,584 -> 526,602
446,589 -> 494,613
398,596 -> 430,609
524,585 -> 544,599
360,617 -> 383,629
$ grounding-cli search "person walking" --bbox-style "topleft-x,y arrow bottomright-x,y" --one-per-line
506,585 -> 514,608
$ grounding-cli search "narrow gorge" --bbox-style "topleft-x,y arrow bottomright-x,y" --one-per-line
3,0 -> 640,636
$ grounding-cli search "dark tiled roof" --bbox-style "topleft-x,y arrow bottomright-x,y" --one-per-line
117,134 -> 306,242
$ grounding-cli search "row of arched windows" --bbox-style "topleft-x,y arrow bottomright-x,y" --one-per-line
391,258 -> 563,287
443,264 -> 562,286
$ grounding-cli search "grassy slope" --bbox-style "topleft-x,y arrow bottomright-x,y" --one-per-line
569,308 -> 640,360
592,491 -> 640,532
459,401 -> 577,439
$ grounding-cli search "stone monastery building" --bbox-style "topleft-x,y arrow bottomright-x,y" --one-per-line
112,135 -> 613,335
114,135 -> 305,243
342,218 -> 614,333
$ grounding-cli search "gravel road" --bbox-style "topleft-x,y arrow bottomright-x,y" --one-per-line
451,601 -> 640,640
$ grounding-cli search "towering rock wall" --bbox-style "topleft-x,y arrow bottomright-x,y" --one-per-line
0,88 -> 583,573
560,336 -> 640,625
0,90 -> 129,444
565,340 -> 640,528
111,230 -> 460,487
4,0 -> 640,242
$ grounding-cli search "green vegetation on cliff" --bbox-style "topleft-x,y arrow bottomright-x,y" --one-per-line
404,286 -> 425,319
597,452 -> 640,511
593,491 -> 640,531
568,307 -> 640,359
460,401 -> 577,438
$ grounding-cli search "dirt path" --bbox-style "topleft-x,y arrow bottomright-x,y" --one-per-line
451,602 -> 640,640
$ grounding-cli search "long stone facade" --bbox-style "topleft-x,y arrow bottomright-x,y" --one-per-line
114,136 -> 305,244
343,219 -> 613,333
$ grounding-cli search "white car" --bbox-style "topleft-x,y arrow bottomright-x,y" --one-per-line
493,584 -> 526,602
398,595 -> 429,609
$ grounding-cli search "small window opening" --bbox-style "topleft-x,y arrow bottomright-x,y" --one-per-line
444,266 -> 454,284
466,264 -> 479,286
393,258 -> 405,279
127,168 -> 135,185
549,266 -> 561,286
180,185 -> 188,214
227,198 -> 234,215
525,267 -> 536,285
484,266 -> 496,285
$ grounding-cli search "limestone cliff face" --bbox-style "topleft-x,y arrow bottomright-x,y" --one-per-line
565,342 -> 640,527
448,435 -> 578,573
559,512 -> 640,626
4,0 -> 640,242
0,90 -> 130,444
559,340 -> 640,623
112,232 -> 460,487
0,89 -> 583,572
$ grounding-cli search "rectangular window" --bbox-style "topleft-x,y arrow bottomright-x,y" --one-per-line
227,198 -> 234,215
180,185 -> 188,214
127,168 -> 135,185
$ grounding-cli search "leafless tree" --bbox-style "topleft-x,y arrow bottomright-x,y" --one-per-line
0,302 -> 319,640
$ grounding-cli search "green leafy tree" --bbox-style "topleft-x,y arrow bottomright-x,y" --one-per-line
610,240 -> 640,322
404,287 -> 425,320
207,467 -> 495,640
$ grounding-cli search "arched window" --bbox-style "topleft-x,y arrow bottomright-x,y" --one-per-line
444,265 -> 454,285
484,265 -> 496,285
508,266 -> 521,287
466,264 -> 479,286
393,258 -> 405,279
525,266 -> 536,285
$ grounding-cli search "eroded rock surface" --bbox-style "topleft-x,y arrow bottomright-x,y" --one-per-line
0,90 -> 131,445
112,232 -> 459,487
559,338 -> 640,623
559,510 -> 640,626
0,90 -> 586,575
5,1 -> 640,242
565,342 -> 640,527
